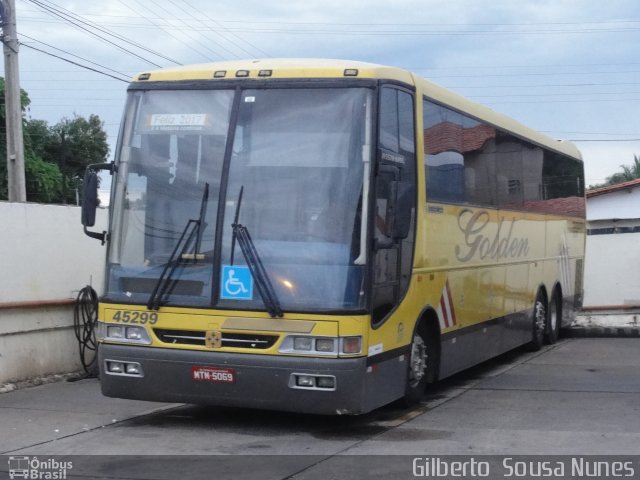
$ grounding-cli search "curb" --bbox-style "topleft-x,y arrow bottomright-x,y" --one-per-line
564,326 -> 640,338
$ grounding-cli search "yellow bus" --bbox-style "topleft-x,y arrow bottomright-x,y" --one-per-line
82,59 -> 585,415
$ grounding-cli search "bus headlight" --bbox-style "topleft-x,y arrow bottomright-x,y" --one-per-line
315,338 -> 336,353
293,337 -> 313,351
107,325 -> 125,339
280,335 -> 362,357
97,322 -> 151,345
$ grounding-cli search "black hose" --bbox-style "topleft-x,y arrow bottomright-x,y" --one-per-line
73,285 -> 99,377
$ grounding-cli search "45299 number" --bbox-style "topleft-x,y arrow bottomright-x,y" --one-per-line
111,310 -> 158,325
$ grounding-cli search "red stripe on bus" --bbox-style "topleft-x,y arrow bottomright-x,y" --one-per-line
446,280 -> 457,326
440,296 -> 450,328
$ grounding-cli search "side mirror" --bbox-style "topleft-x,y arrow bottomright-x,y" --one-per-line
81,171 -> 99,227
388,180 -> 414,240
81,163 -> 115,244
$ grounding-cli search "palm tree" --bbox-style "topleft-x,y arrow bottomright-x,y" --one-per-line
604,155 -> 640,186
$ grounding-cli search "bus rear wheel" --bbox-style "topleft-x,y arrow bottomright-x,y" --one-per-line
529,291 -> 546,351
544,291 -> 561,344
404,324 -> 434,406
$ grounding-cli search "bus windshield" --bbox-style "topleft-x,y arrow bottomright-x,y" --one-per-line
106,86 -> 372,313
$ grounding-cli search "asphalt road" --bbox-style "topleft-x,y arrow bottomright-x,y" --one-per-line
1,337 -> 639,479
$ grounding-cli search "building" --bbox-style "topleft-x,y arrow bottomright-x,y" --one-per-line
582,178 -> 640,310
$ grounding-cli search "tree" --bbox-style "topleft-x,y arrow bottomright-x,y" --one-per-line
0,78 -> 64,202
44,114 -> 109,203
1,77 -> 109,203
588,155 -> 640,190
603,155 -> 640,186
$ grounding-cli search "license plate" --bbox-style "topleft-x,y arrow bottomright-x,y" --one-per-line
191,366 -> 235,383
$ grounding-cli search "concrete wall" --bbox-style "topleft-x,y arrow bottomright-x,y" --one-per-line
583,232 -> 640,308
0,202 -> 107,384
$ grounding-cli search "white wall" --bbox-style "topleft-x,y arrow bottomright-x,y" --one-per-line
587,187 -> 640,221
0,202 -> 107,384
583,186 -> 640,310
583,232 -> 640,308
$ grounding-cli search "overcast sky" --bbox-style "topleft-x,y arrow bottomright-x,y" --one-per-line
6,0 -> 640,186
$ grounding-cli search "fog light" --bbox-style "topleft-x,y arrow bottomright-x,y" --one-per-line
293,337 -> 313,351
107,361 -> 124,373
342,336 -> 362,354
316,376 -> 335,389
125,363 -> 141,375
296,375 -> 315,387
107,326 -> 124,338
315,338 -> 335,353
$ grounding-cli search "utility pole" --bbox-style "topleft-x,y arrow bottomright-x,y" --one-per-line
1,0 -> 26,202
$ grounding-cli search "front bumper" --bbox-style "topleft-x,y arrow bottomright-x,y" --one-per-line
99,343 -> 368,415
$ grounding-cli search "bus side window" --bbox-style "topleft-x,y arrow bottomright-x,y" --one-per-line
422,100 -> 465,203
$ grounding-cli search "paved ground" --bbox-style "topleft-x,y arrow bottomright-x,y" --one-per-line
1,337 -> 639,479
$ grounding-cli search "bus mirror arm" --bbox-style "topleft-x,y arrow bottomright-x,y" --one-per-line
81,162 -> 115,245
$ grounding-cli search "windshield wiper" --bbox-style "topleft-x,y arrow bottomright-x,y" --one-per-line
230,186 -> 283,318
147,183 -> 209,310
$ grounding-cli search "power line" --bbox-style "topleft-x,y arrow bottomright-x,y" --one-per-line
32,0 -> 183,65
146,0 -> 228,60
473,91 -> 640,99
181,0 -> 269,58
21,43 -> 129,82
119,0 -> 216,63
25,0 -> 163,67
484,98 -> 640,104
26,11 -> 640,27
26,21 -> 640,36
210,19 -> 640,28
569,138 -> 640,142
168,1 -> 243,59
20,33 -> 129,79
15,8 -> 640,27
450,81 -> 640,89
542,130 -> 640,136
141,25 -> 640,36
412,62 -> 640,71
426,69 -> 640,79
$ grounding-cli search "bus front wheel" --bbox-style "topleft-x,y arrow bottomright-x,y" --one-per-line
404,323 -> 435,406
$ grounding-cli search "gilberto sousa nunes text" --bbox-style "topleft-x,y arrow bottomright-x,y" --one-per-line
412,457 -> 637,478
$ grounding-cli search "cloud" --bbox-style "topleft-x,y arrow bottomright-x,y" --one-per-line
9,0 -> 640,176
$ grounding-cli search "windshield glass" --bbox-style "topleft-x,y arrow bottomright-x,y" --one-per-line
106,86 -> 371,312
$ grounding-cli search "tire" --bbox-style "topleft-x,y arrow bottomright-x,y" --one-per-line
528,291 -> 546,351
404,324 -> 436,406
544,291 -> 561,344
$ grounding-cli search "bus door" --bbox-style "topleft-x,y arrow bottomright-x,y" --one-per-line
371,86 -> 416,324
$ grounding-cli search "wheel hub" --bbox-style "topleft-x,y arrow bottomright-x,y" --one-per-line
535,300 -> 546,335
409,335 -> 428,387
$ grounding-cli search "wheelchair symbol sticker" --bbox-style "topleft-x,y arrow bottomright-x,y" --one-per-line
220,265 -> 253,300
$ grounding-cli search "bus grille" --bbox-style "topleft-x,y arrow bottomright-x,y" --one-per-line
153,329 -> 278,349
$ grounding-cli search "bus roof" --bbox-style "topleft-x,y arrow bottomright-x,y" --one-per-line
133,58 -> 582,161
